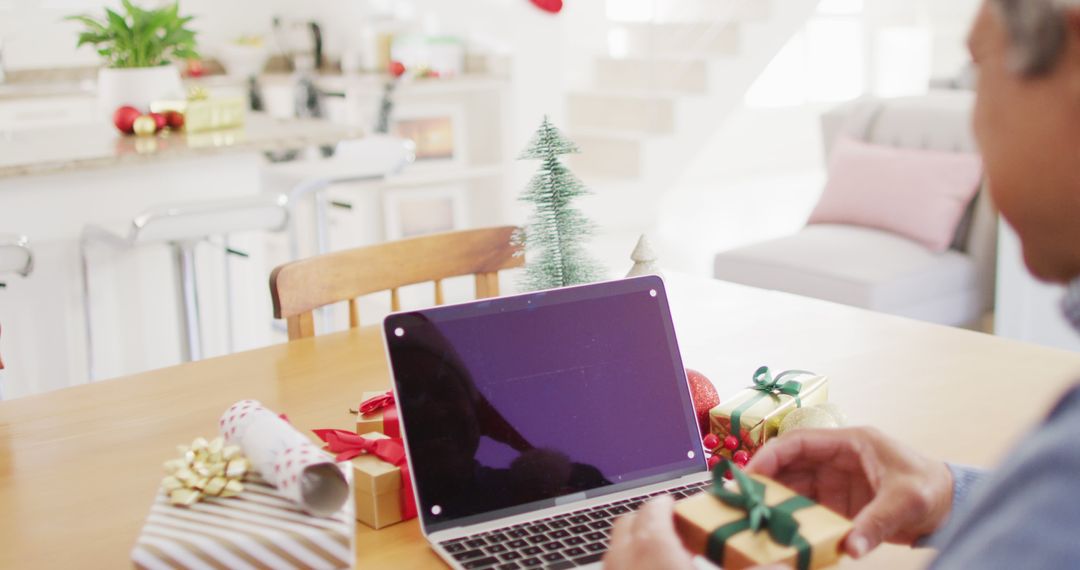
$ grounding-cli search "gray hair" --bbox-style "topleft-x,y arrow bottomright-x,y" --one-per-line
992,0 -> 1080,75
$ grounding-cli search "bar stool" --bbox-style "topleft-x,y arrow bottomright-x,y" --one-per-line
0,234 -> 32,400
81,195 -> 289,376
269,135 -> 414,258
0,234 -> 33,287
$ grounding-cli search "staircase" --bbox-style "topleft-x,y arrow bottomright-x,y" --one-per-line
567,0 -> 820,232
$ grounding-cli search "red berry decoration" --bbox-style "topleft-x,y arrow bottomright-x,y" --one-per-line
733,450 -> 750,466
723,435 -> 739,451
707,455 -> 721,470
149,112 -> 167,132
702,433 -> 720,450
164,111 -> 185,130
389,60 -> 406,78
113,105 -> 142,134
686,369 -> 720,438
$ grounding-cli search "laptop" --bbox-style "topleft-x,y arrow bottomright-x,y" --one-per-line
382,276 -> 710,569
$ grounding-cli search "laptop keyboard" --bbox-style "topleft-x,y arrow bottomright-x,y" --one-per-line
439,480 -> 711,569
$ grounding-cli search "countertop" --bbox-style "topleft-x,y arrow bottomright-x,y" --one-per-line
0,113 -> 362,179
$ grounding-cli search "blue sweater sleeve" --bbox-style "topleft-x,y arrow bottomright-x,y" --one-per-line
927,385 -> 1080,569
916,464 -> 988,548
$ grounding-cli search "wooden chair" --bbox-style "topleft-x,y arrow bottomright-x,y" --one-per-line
270,226 -> 524,340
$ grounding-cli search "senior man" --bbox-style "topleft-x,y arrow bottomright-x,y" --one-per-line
604,0 -> 1080,568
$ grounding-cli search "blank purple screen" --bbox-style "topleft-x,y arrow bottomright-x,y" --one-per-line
386,278 -> 702,529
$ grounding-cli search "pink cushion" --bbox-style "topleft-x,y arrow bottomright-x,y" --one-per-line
808,136 -> 983,252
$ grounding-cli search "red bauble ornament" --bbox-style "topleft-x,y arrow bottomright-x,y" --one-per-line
149,112 -> 167,131
164,111 -> 185,130
530,0 -> 563,14
733,450 -> 750,466
702,433 -> 720,451
389,60 -> 407,78
707,455 -> 721,470
113,105 -> 142,134
686,368 -> 720,438
723,435 -> 739,451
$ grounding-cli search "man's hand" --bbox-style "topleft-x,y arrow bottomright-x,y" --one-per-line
604,495 -> 694,570
746,427 -> 954,558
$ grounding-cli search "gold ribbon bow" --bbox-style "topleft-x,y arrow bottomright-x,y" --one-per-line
162,436 -> 249,507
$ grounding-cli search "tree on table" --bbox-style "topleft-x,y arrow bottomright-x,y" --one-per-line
515,116 -> 603,291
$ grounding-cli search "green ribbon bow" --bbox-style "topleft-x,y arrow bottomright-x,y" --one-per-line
706,459 -> 815,570
729,366 -> 816,448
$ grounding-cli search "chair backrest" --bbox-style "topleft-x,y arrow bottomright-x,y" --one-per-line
269,226 -> 524,340
820,91 -> 997,306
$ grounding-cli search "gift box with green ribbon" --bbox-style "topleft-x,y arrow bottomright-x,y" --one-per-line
709,367 -> 828,455
674,460 -> 852,570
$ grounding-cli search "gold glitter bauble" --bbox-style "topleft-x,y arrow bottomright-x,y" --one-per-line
778,406 -> 839,436
814,403 -> 849,426
133,115 -> 157,137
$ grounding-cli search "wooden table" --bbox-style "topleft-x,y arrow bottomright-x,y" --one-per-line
3,274 -> 1079,569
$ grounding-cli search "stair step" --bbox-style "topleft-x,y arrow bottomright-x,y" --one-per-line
608,0 -> 770,25
567,92 -> 677,135
595,57 -> 710,93
613,22 -> 740,56
570,131 -> 646,179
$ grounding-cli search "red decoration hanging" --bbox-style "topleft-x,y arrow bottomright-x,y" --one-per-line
530,0 -> 563,14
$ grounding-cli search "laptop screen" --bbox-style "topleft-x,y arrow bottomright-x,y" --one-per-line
384,276 -> 705,533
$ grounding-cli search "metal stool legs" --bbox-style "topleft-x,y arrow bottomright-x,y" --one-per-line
173,241 -> 202,362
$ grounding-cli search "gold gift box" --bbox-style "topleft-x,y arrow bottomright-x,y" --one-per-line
710,374 -> 828,451
674,474 -> 851,570
150,96 -> 246,133
356,390 -> 390,436
351,432 -> 404,529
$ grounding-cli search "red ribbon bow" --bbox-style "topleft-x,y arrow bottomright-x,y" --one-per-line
359,391 -> 395,415
358,391 -> 400,438
313,429 -> 417,520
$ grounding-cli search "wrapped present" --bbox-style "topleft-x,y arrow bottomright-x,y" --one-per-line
133,397 -> 357,570
131,472 -> 355,570
220,400 -> 350,516
353,391 -> 400,438
709,367 -> 828,455
151,88 -> 246,133
315,429 -> 418,530
674,460 -> 851,570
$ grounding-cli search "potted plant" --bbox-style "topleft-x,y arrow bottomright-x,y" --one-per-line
67,0 -> 199,114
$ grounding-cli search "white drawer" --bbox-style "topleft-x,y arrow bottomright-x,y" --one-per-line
0,96 -> 100,130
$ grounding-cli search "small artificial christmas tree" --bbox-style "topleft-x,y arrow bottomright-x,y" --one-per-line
515,116 -> 603,291
626,234 -> 662,278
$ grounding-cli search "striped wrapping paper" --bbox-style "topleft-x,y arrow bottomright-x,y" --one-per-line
131,474 -> 355,570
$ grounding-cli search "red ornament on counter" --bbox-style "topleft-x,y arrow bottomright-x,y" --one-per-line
389,60 -> 407,78
686,368 -> 720,437
530,0 -> 564,14
723,435 -> 739,451
733,450 -> 750,467
113,105 -> 141,134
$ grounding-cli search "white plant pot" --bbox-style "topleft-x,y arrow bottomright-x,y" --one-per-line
97,65 -> 184,115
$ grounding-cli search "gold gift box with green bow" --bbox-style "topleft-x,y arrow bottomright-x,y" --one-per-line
674,461 -> 852,570
709,368 -> 828,453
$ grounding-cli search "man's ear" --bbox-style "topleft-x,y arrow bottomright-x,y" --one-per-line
1063,9 -> 1080,94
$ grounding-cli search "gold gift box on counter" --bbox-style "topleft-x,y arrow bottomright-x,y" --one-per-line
151,96 -> 246,133
710,372 -> 828,452
674,471 -> 852,570
350,432 -> 406,530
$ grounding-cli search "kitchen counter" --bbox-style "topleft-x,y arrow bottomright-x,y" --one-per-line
0,113 -> 361,178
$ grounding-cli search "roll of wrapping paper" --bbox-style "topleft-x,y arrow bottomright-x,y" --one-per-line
220,400 -> 350,517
